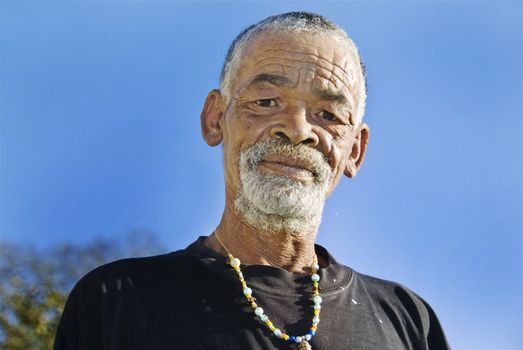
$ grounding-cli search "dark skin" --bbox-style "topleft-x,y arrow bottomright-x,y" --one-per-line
200,31 -> 369,273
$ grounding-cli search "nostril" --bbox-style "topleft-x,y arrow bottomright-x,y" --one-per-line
301,137 -> 315,145
275,132 -> 290,141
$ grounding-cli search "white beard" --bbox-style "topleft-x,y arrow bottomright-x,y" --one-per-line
235,139 -> 333,234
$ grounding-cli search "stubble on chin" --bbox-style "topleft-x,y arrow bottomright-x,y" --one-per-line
234,139 -> 333,235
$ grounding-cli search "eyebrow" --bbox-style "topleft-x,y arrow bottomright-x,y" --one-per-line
313,87 -> 348,104
247,72 -> 349,105
249,73 -> 292,87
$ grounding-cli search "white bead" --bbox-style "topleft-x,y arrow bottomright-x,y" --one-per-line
305,334 -> 312,341
255,307 -> 264,316
313,316 -> 320,324
274,329 -> 282,337
231,258 -> 241,267
311,273 -> 320,282
313,295 -> 322,305
261,314 -> 268,322
313,263 -> 320,271
314,304 -> 321,310
243,287 -> 252,296
295,336 -> 303,343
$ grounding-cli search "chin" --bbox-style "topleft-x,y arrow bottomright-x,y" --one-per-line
234,194 -> 324,235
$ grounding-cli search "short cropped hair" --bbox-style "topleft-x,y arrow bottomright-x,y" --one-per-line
220,11 -> 367,123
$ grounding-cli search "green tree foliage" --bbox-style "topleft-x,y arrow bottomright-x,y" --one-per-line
0,231 -> 165,350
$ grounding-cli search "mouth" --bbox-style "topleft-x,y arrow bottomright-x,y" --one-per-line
258,157 -> 316,181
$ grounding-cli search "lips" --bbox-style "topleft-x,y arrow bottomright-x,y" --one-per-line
259,156 -> 316,180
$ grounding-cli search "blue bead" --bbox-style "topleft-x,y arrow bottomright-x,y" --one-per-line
308,330 -> 316,336
290,336 -> 296,343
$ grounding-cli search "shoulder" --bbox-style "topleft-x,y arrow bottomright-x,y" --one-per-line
354,271 -> 431,316
54,251 -> 206,349
353,270 -> 427,305
72,249 -> 200,294
350,270 -> 447,342
67,236 -> 223,300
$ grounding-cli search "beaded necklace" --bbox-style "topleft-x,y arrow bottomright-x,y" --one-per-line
215,233 -> 322,350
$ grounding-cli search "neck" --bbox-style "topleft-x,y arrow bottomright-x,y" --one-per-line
206,192 -> 321,274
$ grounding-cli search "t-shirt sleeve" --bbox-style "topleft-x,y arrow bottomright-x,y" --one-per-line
420,297 -> 451,350
53,270 -> 105,350
389,282 -> 452,350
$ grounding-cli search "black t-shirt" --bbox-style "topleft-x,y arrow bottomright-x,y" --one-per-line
54,237 -> 451,349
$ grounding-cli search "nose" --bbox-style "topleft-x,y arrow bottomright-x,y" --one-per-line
270,106 -> 319,146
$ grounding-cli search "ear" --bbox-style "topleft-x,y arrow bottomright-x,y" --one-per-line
200,89 -> 225,146
344,123 -> 369,178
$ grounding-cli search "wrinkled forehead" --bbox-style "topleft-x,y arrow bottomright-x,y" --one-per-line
234,31 -> 361,96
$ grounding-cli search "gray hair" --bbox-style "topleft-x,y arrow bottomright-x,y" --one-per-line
220,11 -> 367,123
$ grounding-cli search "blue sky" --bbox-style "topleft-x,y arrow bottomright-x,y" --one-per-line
1,1 -> 522,349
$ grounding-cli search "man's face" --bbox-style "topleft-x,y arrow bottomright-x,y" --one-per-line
204,30 -> 368,232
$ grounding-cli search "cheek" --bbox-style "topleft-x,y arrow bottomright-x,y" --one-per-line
328,143 -> 343,172
222,144 -> 237,177
222,118 -> 264,176
317,127 -> 353,171
228,106 -> 270,136
327,134 -> 354,174
237,118 -> 278,148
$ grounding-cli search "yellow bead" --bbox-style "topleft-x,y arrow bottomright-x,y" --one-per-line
314,309 -> 320,315
283,334 -> 290,341
251,303 -> 258,309
269,325 -> 276,332
265,320 -> 272,327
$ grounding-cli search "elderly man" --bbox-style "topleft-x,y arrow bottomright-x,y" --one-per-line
54,12 -> 450,350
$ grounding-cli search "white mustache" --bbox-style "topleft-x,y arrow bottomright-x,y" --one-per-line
241,139 -> 332,182
236,138 -> 332,233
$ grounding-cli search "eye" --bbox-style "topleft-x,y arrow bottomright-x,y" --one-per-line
318,110 -> 337,121
255,99 -> 278,107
